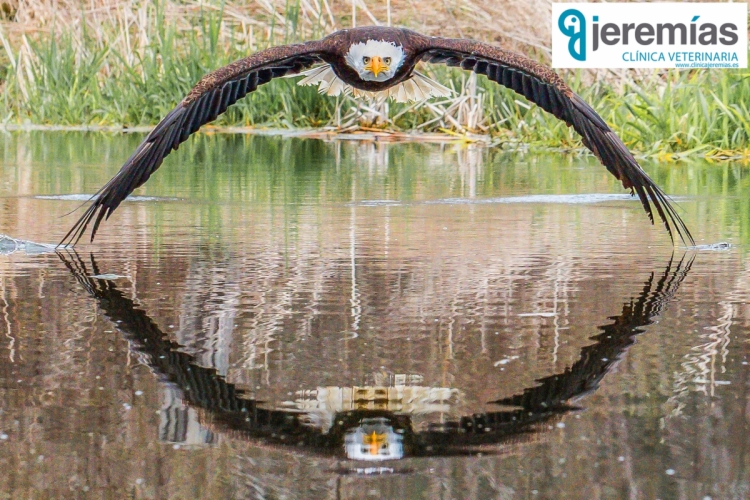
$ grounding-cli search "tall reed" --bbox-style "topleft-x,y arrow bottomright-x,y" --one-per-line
1,0 -> 748,155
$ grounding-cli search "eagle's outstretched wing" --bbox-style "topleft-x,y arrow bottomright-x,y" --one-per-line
420,38 -> 693,246
59,42 -> 327,246
61,29 -> 693,246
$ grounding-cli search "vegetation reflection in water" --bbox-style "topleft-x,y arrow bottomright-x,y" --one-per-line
1,132 -> 749,246
2,132 -> 750,497
59,250 -> 692,469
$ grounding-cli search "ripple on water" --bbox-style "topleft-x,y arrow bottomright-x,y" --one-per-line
0,235 -> 57,255
32,194 -> 178,202
425,193 -> 640,205
691,242 -> 732,251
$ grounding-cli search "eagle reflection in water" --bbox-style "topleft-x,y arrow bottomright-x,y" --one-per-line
58,251 -> 692,465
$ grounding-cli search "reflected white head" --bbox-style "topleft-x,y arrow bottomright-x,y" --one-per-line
345,40 -> 405,82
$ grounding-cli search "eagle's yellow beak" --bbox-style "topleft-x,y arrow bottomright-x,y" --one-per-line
365,56 -> 387,77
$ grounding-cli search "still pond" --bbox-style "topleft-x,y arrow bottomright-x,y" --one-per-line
0,131 -> 748,498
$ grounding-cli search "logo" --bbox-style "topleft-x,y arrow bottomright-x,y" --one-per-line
552,3 -> 747,69
558,9 -> 586,61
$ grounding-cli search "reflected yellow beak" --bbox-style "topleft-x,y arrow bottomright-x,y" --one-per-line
364,56 -> 388,77
364,431 -> 386,455
369,432 -> 378,455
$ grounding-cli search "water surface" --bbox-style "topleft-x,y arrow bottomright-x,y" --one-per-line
0,132 -> 748,498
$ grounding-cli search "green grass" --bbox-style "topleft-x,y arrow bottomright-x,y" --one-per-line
1,3 -> 750,156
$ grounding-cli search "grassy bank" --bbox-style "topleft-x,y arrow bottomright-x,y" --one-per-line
1,1 -> 749,156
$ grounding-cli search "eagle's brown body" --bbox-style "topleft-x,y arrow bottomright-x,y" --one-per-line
188,27 -> 566,97
61,26 -> 693,247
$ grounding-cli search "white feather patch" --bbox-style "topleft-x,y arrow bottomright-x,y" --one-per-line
288,65 -> 453,103
292,65 -> 351,96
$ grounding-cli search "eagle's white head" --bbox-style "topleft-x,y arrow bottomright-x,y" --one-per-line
344,40 -> 405,82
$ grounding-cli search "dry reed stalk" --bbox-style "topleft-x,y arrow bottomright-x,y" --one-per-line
0,0 -> 551,134
3,0 -> 746,153
0,0 -> 551,109
1,0 -> 551,53
416,72 -> 488,133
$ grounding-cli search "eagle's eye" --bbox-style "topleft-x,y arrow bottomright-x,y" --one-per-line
384,57 -> 392,65
362,56 -> 371,64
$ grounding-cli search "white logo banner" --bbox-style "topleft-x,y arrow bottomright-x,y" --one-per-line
552,3 -> 747,69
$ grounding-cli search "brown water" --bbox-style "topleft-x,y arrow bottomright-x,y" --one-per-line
0,131 -> 748,499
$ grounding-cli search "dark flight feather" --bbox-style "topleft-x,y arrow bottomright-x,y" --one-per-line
422,38 -> 693,245
60,27 -> 692,246
59,43 -> 326,246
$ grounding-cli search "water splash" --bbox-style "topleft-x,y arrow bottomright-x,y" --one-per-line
0,235 -> 57,255
691,242 -> 732,251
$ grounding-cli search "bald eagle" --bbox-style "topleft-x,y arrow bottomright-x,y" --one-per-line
60,26 -> 693,246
